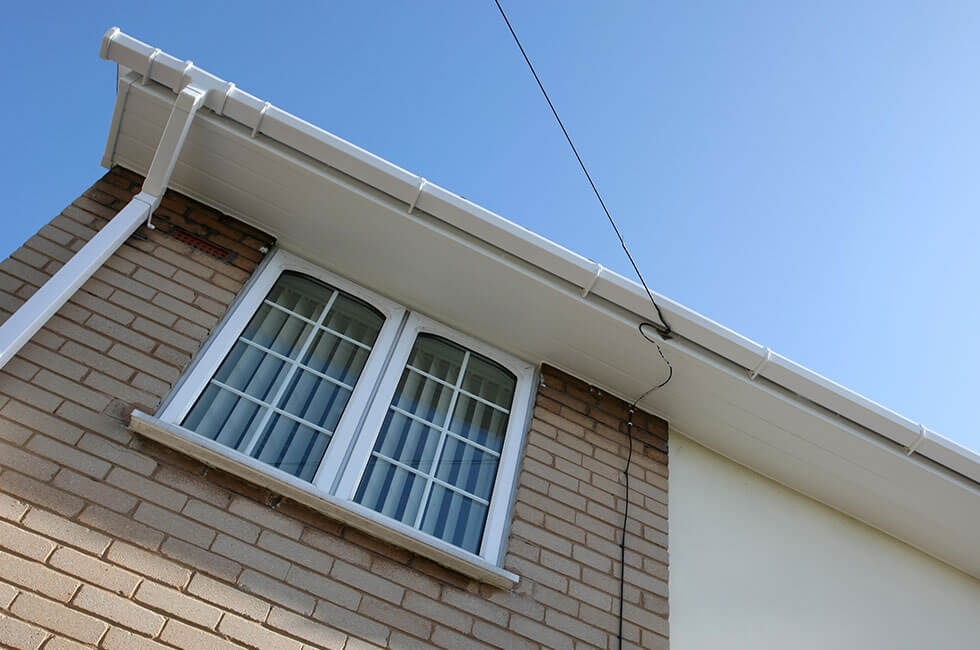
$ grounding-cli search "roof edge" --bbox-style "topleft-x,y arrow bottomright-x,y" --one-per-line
99,28 -> 978,487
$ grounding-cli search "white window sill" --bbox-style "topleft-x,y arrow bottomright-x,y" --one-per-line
129,411 -> 519,589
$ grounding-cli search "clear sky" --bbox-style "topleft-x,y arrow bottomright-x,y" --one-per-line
2,1 -> 978,451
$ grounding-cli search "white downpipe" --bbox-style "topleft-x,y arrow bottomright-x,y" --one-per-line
0,84 -> 206,370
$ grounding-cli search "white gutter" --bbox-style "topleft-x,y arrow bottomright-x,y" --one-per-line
98,29 -> 979,485
0,46 -> 206,370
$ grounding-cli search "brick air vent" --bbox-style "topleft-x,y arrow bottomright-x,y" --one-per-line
172,227 -> 230,260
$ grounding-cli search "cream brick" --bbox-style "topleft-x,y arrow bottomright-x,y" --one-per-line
331,559 -> 404,605
34,371 -> 109,412
312,599 -> 388,646
431,625 -> 485,650
155,466 -> 230,507
268,607 -> 346,650
0,581 -> 18,608
186,574 -> 270,621
472,620 -> 536,650
10,592 -> 108,644
151,293 -> 218,329
0,442 -> 59,481
101,628 -> 171,650
504,556 -> 568,592
217,614 -> 304,650
509,614 -> 574,650
360,594 -> 433,640
54,402 -> 129,445
73,584 -> 165,636
212,534 -> 289,579
440,588 -> 509,627
133,502 -> 213,548
134,580 -> 222,628
79,505 -> 165,550
0,614 -> 49,650
107,343 -> 180,384
572,543 -> 613,573
59,341 -> 132,382
106,541 -> 191,588
52,469 -> 138,513
18,344 -> 86,382
83,372 -> 158,410
107,468 -> 186,511
238,569 -> 315,615
159,620 -> 239,650
183,499 -> 259,542
285,564 -> 362,609
228,497 -> 303,539
0,520 -> 56,560
544,609 -> 607,647
69,291 -> 134,325
339,640 -> 387,650
0,472 -> 85,517
403,592 -> 472,633
369,558 -> 438,600
37,636 -> 89,650
76,433 -> 155,475
49,547 -> 140,596
159,537 -> 241,583
539,548 -> 581,580
257,530 -> 333,575
131,318 -> 196,352
1,401 -> 84,446
0,550 -> 79,602
85,314 -> 154,353
0,415 -> 33,445
533,585 -> 579,616
26,435 -> 111,479
91,267 -> 152,300
301,528 -> 372,567
0,374 -> 62,413
173,270 -> 235,303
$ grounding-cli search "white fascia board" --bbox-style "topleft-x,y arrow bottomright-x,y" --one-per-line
99,29 -> 979,487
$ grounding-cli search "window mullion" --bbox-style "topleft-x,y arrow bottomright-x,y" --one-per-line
411,350 -> 471,529
241,290 -> 339,456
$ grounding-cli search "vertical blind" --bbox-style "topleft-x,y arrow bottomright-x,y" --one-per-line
183,272 -> 384,481
354,334 -> 516,553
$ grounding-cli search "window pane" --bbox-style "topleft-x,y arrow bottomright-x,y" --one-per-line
448,395 -> 508,452
407,336 -> 465,384
252,415 -> 330,482
462,356 -> 515,409
241,304 -> 313,358
392,371 -> 455,427
435,437 -> 498,500
355,334 -> 515,554
420,485 -> 488,554
354,457 -> 426,525
183,272 -> 383,481
373,412 -> 441,472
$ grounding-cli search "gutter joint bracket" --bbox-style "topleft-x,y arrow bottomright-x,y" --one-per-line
580,262 -> 603,298
748,347 -> 772,381
408,178 -> 428,214
141,48 -> 162,85
905,424 -> 930,456
252,102 -> 271,137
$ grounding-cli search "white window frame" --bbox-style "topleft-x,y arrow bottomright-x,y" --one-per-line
154,248 -> 535,574
334,312 -> 535,566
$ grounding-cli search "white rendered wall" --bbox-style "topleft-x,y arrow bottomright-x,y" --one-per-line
669,433 -> 980,650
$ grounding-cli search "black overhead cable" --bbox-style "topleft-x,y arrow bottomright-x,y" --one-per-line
492,3 -> 673,649
491,0 -> 674,344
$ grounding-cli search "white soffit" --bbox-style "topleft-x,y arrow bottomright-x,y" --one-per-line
100,30 -> 980,578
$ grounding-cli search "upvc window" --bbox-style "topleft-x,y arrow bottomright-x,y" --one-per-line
158,249 -> 534,570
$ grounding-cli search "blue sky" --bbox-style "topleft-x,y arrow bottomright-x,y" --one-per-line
2,2 -> 978,451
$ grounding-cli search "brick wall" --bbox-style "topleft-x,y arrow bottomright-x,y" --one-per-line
0,171 -> 669,649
